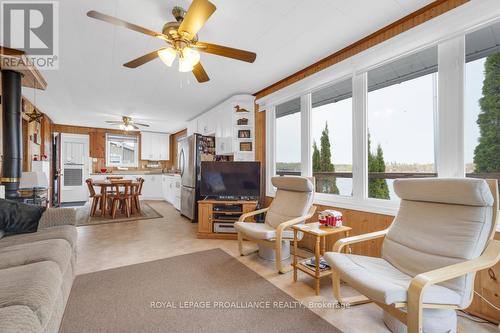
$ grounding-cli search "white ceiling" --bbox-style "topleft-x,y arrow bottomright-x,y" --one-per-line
24,0 -> 434,133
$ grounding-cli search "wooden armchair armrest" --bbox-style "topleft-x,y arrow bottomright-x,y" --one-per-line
238,207 -> 270,222
276,206 -> 317,235
332,229 -> 389,252
407,240 -> 500,332
410,239 -> 500,293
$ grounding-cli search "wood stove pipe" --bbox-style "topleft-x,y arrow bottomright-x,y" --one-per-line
1,70 -> 22,199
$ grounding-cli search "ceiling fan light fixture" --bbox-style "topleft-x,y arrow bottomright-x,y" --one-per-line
158,47 -> 177,67
183,47 -> 200,67
178,56 -> 194,72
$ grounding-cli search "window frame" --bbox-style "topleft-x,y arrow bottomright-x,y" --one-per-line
105,133 -> 139,168
260,4 -> 500,216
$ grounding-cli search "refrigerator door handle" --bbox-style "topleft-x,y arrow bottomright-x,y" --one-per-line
179,149 -> 185,178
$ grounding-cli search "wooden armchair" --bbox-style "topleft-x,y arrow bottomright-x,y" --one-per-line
235,176 -> 316,274
324,178 -> 499,333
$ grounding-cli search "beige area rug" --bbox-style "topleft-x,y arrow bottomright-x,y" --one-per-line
75,201 -> 162,226
60,249 -> 342,333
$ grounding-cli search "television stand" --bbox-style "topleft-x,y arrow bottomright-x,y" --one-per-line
197,199 -> 258,240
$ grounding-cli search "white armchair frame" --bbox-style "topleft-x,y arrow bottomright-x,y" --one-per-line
237,205 -> 317,274
330,179 -> 500,333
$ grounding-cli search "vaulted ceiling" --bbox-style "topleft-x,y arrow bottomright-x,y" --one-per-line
24,0 -> 434,133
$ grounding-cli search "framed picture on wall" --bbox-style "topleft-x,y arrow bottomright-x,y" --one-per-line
238,130 -> 251,138
240,142 -> 252,152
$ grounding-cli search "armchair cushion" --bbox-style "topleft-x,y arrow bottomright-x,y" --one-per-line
234,222 -> 302,241
271,176 -> 314,192
265,177 -> 314,229
324,252 -> 462,306
393,178 -> 493,206
383,178 -> 494,307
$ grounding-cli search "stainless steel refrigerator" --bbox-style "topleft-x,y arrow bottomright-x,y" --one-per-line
179,134 -> 215,221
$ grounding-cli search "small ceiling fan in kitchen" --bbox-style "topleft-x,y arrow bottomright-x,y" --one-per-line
87,0 -> 257,83
106,116 -> 150,131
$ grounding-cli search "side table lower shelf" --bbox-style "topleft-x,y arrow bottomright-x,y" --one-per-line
292,223 -> 352,295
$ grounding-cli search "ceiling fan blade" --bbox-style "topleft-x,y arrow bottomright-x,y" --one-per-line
131,124 -> 140,130
195,42 -> 256,63
192,62 -> 210,83
123,49 -> 164,68
133,123 -> 150,127
87,11 -> 168,41
178,0 -> 216,40
0,46 -> 24,56
105,121 -> 124,124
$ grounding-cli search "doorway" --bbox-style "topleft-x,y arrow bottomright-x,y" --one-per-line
60,133 -> 90,204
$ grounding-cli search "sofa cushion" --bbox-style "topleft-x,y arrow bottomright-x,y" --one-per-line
0,305 -> 42,333
324,252 -> 462,306
0,225 -> 77,250
0,261 -> 62,328
0,239 -> 72,274
234,222 -> 301,240
0,199 -> 46,235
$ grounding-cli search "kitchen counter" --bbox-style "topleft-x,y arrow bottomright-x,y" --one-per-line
90,170 -> 180,176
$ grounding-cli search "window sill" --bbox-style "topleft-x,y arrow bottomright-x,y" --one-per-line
266,190 -> 398,216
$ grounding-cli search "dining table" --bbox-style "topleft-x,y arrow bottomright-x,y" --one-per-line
92,179 -> 141,217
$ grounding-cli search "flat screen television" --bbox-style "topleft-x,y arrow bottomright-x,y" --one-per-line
200,161 -> 261,199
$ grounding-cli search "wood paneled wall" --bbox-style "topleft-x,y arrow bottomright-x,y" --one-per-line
254,0 -> 469,99
51,124 -> 180,173
264,196 -> 394,256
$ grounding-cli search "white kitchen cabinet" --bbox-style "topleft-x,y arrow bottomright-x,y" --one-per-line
216,137 -> 233,155
161,174 -> 181,210
197,112 -> 216,135
141,132 -> 153,160
141,174 -> 163,199
187,119 -> 198,135
141,132 -> 170,161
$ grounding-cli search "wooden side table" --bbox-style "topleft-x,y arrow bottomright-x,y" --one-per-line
292,223 -> 352,295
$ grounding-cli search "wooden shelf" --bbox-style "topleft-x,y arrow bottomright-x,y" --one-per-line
213,211 -> 243,214
294,258 -> 332,278
197,199 -> 258,239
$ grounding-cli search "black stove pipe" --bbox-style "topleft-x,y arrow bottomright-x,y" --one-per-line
1,70 -> 22,199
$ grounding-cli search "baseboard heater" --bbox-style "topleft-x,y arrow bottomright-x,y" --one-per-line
213,222 -> 237,234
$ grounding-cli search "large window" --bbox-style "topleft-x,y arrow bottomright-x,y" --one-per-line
263,9 -> 500,214
275,98 -> 301,175
367,47 -> 437,200
311,79 -> 352,196
465,22 -> 500,177
106,134 -> 139,167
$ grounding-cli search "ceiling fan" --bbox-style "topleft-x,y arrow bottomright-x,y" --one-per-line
87,0 -> 256,83
106,116 -> 150,131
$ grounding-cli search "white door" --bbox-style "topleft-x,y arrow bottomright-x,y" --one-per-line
60,133 -> 90,203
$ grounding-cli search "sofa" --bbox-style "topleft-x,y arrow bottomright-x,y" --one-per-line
0,208 -> 77,333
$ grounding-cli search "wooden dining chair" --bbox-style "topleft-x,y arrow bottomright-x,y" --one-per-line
132,178 -> 145,214
109,180 -> 133,219
85,178 -> 102,216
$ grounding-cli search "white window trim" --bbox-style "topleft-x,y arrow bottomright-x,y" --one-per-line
105,133 -> 139,168
261,1 -> 500,216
